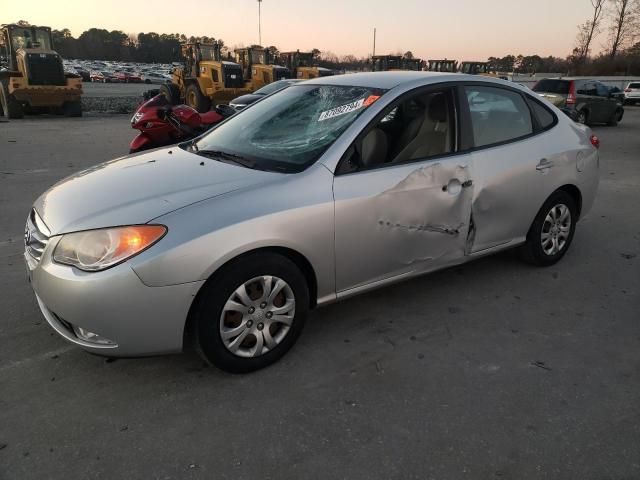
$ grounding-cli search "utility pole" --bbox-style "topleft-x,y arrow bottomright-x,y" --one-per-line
372,27 -> 376,57
258,0 -> 262,46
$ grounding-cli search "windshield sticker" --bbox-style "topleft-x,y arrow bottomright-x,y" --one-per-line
318,98 -> 365,122
363,95 -> 381,107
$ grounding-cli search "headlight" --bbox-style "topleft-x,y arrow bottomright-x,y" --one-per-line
131,112 -> 143,124
53,225 -> 167,271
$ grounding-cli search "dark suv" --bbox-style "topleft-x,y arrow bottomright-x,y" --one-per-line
533,78 -> 624,126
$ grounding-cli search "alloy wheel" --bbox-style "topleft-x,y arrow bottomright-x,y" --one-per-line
219,276 -> 296,358
541,204 -> 571,256
577,110 -> 587,124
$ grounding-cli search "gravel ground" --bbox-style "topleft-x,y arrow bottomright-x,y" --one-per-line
0,108 -> 639,480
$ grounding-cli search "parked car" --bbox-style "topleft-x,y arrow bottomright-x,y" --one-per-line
74,67 -> 91,82
229,79 -> 303,110
114,71 -> 142,83
25,72 -> 599,373
624,81 -> 640,105
141,72 -> 171,84
90,70 -> 119,83
532,78 -> 624,126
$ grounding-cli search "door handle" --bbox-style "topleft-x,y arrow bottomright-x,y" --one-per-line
536,158 -> 554,171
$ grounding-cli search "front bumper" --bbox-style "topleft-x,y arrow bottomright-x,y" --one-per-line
27,237 -> 204,357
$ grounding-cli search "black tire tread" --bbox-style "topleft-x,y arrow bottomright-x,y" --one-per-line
193,252 -> 309,373
519,190 -> 578,267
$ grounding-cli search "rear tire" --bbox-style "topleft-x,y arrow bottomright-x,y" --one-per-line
0,82 -> 24,119
185,83 -> 211,112
576,109 -> 588,125
159,83 -> 180,105
519,190 -> 578,267
62,100 -> 82,117
193,253 -> 309,373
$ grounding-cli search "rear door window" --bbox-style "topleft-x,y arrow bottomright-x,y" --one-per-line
532,80 -> 569,94
464,86 -> 533,148
577,82 -> 597,96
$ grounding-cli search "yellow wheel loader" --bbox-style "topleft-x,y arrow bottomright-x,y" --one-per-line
427,59 -> 458,72
164,42 -> 251,112
0,23 -> 82,119
280,51 -> 333,79
234,46 -> 290,91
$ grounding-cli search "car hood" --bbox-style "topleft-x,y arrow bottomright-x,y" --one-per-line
34,147 -> 280,235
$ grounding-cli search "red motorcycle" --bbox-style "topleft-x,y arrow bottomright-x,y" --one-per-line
129,93 -> 235,154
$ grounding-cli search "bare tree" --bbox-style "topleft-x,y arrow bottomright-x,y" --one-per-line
575,0 -> 607,61
606,0 -> 640,58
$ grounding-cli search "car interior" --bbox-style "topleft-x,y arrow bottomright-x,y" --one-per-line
338,90 -> 455,173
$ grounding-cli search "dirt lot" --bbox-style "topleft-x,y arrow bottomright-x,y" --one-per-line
0,108 -> 639,480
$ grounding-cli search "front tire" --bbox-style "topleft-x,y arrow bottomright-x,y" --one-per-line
193,253 -> 309,373
185,83 -> 211,112
607,108 -> 622,126
159,83 -> 180,105
0,82 -> 24,119
520,190 -> 578,266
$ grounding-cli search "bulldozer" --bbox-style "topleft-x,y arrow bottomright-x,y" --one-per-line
401,58 -> 423,71
234,46 -> 290,91
371,55 -> 403,71
279,51 -> 333,79
0,23 -> 82,119
163,41 -> 251,113
372,55 -> 423,72
459,61 -> 510,80
459,61 -> 491,75
427,59 -> 458,72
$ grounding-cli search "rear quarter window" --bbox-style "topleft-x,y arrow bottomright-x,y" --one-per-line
629,83 -> 640,89
525,95 -> 557,131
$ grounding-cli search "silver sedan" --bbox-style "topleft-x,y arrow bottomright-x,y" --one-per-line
25,72 -> 599,372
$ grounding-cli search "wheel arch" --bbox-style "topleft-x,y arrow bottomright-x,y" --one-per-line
183,246 -> 319,348
557,184 -> 582,217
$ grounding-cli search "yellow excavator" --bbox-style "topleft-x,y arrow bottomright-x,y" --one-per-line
280,51 -> 333,79
0,23 -> 82,119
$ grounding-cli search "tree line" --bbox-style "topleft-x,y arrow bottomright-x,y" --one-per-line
570,0 -> 640,74
50,27 -> 221,64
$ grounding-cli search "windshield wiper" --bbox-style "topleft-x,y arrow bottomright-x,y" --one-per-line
195,149 -> 257,169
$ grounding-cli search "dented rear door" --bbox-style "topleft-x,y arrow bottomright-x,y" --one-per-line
333,155 -> 474,293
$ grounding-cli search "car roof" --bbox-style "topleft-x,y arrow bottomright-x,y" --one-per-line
301,71 -> 488,89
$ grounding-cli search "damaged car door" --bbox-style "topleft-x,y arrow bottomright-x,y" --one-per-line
462,84 -> 557,252
333,88 -> 474,293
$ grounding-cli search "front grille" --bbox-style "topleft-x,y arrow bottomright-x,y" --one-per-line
26,53 -> 66,86
222,64 -> 245,88
25,209 -> 51,264
273,67 -> 290,81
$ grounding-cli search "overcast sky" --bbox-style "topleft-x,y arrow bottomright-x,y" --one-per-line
4,0 -> 609,59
